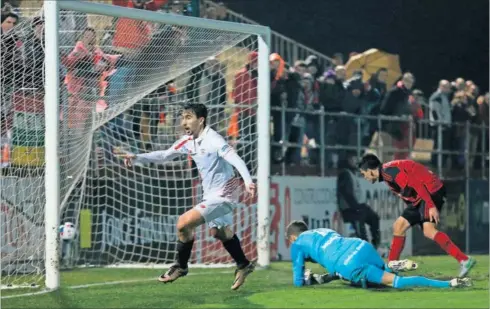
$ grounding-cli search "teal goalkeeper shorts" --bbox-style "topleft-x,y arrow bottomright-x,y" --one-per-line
335,239 -> 386,285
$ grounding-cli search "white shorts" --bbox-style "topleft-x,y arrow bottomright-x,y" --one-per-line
194,197 -> 237,229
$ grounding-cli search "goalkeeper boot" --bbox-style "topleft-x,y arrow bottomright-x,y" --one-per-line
231,262 -> 255,290
158,264 -> 188,283
387,259 -> 418,272
459,256 -> 476,278
450,277 -> 473,288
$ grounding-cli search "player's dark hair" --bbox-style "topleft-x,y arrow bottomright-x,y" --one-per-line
358,153 -> 382,170
286,220 -> 308,239
182,103 -> 208,127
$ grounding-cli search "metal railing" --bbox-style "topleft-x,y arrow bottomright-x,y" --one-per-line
270,103 -> 489,179
202,0 -> 334,68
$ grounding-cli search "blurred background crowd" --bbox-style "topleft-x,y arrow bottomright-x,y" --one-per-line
1,0 -> 488,175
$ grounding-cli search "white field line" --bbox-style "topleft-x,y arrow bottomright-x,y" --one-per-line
1,289 -> 54,300
1,270 -> 234,300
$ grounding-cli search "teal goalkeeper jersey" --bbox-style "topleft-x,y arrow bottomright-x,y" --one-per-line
290,228 -> 361,287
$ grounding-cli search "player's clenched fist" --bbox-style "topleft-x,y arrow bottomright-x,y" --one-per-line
246,183 -> 256,198
124,154 -> 136,167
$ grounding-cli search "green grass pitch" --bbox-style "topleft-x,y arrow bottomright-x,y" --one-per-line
1,255 -> 488,308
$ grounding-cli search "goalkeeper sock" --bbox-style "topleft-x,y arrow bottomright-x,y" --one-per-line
388,235 -> 405,261
222,234 -> 249,268
433,232 -> 468,263
393,275 -> 450,289
176,239 -> 194,269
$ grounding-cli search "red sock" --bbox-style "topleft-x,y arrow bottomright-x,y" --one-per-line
433,232 -> 468,263
388,236 -> 406,261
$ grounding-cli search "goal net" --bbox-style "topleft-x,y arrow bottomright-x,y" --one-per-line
1,2 -> 270,290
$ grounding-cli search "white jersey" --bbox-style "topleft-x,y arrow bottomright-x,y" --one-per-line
134,127 -> 252,200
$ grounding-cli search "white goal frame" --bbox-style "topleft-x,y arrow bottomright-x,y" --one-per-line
43,0 -> 271,290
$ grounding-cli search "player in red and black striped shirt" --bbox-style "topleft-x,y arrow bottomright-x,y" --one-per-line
358,154 -> 476,278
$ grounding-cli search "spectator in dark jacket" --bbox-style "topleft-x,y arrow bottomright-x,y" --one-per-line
336,152 -> 380,248
380,73 -> 414,116
336,77 -> 365,149
1,12 -> 21,134
368,68 -> 388,100
464,83 -> 481,168
1,12 -> 20,90
380,72 -> 414,141
305,54 -> 323,79
283,63 -> 305,165
21,17 -> 45,90
318,69 -> 344,113
360,82 -> 382,146
477,93 -> 489,167
477,93 -> 489,127
302,73 -> 321,165
342,77 -> 365,114
450,91 -> 474,168
317,69 -> 346,167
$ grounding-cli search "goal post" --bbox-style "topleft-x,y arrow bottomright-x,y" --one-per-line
44,0 -> 61,290
41,0 -> 271,290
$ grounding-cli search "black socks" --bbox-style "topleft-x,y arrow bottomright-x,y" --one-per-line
222,234 -> 250,269
176,238 -> 194,269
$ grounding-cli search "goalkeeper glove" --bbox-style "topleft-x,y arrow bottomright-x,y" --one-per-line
304,269 -> 340,286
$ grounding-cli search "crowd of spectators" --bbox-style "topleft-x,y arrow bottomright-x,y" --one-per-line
268,53 -> 488,170
1,0 -> 488,172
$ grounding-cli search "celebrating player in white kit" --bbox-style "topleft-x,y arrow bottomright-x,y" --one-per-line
124,103 -> 256,290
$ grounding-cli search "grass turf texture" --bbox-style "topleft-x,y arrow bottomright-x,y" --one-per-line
1,255 -> 488,308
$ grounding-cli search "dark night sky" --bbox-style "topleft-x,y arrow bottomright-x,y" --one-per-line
221,0 -> 489,95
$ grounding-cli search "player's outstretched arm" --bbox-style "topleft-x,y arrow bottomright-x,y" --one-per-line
291,243 -> 306,287
124,137 -> 190,167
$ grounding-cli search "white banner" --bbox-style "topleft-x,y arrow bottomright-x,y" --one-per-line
0,177 -> 45,274
270,176 -> 412,260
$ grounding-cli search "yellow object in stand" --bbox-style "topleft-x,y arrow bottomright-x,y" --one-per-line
345,48 -> 402,88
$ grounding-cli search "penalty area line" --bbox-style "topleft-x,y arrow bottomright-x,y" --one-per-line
1,270 -> 234,300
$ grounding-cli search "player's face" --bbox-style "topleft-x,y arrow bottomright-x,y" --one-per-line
181,110 -> 204,137
360,169 -> 378,183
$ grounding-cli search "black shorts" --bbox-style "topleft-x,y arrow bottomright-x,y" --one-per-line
401,185 -> 446,227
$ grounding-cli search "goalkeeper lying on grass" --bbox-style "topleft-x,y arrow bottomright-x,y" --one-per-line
286,220 -> 472,289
